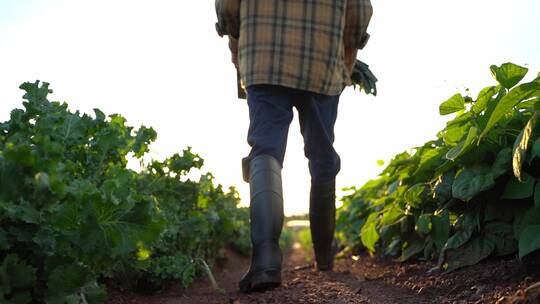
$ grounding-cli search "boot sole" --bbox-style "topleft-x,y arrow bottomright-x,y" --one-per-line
239,269 -> 281,293
316,264 -> 334,271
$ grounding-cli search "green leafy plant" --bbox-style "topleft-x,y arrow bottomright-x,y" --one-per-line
337,63 -> 540,272
351,60 -> 378,96
0,81 -> 250,303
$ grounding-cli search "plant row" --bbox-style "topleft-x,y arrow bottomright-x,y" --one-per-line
337,63 -> 540,272
0,81 -> 250,303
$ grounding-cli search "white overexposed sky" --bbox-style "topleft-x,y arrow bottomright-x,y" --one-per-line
0,0 -> 539,215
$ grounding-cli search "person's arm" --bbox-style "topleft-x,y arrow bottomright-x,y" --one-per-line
344,48 -> 359,75
229,36 -> 239,68
215,0 -> 241,39
344,0 -> 373,74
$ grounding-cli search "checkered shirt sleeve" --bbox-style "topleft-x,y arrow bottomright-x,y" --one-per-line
215,0 -> 241,39
344,0 -> 373,49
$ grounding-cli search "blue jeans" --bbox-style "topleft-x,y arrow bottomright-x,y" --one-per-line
243,85 -> 341,185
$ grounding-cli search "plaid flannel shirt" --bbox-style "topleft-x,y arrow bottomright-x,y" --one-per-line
216,0 -> 372,96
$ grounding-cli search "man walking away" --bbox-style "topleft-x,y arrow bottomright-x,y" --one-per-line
215,0 -> 373,293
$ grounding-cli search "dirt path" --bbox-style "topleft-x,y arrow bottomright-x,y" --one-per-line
106,241 -> 539,304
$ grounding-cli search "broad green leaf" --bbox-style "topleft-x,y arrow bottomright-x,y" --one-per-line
386,180 -> 400,195
438,213 -> 479,269
399,216 -> 414,234
360,213 -> 380,252
513,112 -> 538,181
379,222 -> 399,241
480,81 -> 540,140
491,147 -> 513,178
450,172 -> 474,201
399,234 -> 425,262
452,168 -> 495,201
478,88 -> 505,131
518,225 -> 540,258
383,239 -> 402,257
371,196 -> 392,207
446,111 -> 473,128
442,123 -> 469,145
440,94 -> 465,115
445,127 -> 478,161
518,96 -> 540,110
434,160 -> 456,177
431,210 -> 450,252
502,175 -> 535,199
444,230 -> 473,251
380,219 -> 404,241
389,187 -> 407,205
444,237 -> 495,272
415,214 -> 432,236
380,206 -> 404,226
413,147 -> 446,178
490,63 -> 529,89
471,86 -> 498,114
484,222 -> 517,257
96,200 -> 164,257
404,183 -> 425,208
381,151 -> 411,175
513,207 -> 540,239
455,212 -> 480,231
433,170 -> 455,205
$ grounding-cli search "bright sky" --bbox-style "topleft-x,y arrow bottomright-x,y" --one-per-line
1,0 -> 539,215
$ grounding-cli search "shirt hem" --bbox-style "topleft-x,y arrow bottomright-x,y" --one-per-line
243,79 -> 345,96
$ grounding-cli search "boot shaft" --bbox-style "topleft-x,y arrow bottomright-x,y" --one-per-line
247,155 -> 284,246
309,180 -> 336,270
309,181 -> 336,226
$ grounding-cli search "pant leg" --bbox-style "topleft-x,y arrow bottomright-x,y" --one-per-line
295,91 -> 340,184
243,85 -> 295,180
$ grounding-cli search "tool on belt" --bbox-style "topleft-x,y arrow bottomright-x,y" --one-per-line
237,70 -> 247,99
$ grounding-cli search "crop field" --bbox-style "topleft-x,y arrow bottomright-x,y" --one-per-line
1,63 -> 539,303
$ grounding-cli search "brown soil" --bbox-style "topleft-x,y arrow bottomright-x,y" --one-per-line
106,245 -> 540,304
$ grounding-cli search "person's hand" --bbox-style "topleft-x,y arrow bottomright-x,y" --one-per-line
344,47 -> 358,75
229,37 -> 239,68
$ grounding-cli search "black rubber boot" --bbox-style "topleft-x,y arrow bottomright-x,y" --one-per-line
239,155 -> 284,293
309,180 -> 336,271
